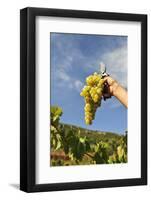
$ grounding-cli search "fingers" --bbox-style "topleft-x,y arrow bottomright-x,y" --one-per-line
103,76 -> 116,97
103,76 -> 116,86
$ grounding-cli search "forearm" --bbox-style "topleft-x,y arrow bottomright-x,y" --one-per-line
113,83 -> 128,108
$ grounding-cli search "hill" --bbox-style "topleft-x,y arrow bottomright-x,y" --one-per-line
60,122 -> 123,144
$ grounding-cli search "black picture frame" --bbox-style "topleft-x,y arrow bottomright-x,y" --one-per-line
20,7 -> 147,192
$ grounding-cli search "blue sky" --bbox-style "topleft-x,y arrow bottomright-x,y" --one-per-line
50,33 -> 127,135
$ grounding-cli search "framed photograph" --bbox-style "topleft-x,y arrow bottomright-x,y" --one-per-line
20,7 -> 147,192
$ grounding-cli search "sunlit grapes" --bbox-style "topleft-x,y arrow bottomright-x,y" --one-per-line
80,72 -> 105,125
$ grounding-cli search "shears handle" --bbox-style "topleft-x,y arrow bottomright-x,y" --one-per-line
102,73 -> 112,101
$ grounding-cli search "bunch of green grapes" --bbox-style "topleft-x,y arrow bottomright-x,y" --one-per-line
80,72 -> 105,125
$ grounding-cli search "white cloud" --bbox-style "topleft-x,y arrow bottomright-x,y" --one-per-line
101,45 -> 127,88
57,70 -> 70,82
56,69 -> 83,93
51,34 -> 83,71
74,80 -> 83,92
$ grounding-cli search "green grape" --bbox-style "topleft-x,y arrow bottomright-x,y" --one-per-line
93,94 -> 99,103
80,72 -> 105,125
96,88 -> 102,95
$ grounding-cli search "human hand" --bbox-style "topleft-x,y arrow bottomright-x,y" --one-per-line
103,76 -> 119,97
103,76 -> 128,108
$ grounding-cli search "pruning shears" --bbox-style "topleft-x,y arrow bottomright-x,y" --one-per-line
99,62 -> 109,77
99,62 -> 111,101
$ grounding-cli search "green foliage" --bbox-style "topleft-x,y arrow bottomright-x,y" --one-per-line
51,106 -> 63,125
93,142 -> 109,164
50,106 -> 63,151
50,105 -> 127,166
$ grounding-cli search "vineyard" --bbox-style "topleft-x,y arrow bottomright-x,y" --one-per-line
50,106 -> 127,166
